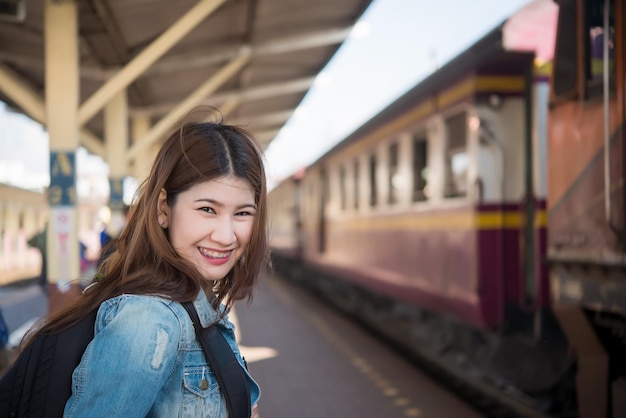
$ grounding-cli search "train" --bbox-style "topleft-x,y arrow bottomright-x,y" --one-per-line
267,0 -> 625,417
0,184 -> 47,285
0,182 -> 111,287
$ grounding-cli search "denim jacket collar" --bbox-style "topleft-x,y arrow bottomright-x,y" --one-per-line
192,290 -> 233,330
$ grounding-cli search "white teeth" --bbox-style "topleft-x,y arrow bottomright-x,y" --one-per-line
199,248 -> 230,259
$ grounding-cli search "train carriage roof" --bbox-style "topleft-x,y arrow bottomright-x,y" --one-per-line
307,23 -> 536,167
299,0 -> 559,174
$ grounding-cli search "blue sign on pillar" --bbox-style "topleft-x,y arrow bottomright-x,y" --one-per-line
109,177 -> 125,210
49,151 -> 76,206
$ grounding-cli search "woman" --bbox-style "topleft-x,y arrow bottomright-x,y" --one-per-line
42,120 -> 268,417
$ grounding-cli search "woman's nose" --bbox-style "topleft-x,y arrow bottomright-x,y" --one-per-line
211,217 -> 236,245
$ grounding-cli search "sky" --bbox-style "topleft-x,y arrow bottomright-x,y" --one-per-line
263,0 -> 534,184
0,0 -> 534,192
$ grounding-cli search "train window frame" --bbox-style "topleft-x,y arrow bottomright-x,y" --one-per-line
387,141 -> 400,205
353,158 -> 360,210
412,133 -> 428,202
339,165 -> 347,211
583,0 -> 616,99
308,181 -> 315,216
443,112 -> 469,199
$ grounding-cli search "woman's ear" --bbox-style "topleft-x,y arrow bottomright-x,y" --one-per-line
157,189 -> 169,229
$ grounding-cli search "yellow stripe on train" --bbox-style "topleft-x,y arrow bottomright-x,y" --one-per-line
325,210 -> 547,231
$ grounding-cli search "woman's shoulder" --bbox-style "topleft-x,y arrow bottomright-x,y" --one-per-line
101,293 -> 176,309
97,294 -> 188,330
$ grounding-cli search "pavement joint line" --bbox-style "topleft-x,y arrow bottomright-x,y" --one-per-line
270,276 -> 431,417
302,306 -> 426,417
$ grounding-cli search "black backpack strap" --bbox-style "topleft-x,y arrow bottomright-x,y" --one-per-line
182,302 -> 251,418
44,309 -> 98,415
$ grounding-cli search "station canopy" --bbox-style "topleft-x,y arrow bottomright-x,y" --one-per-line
0,0 -> 373,158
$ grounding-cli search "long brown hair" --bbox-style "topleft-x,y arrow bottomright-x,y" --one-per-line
36,121 -> 269,336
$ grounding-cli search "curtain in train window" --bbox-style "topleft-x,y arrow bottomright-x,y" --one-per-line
412,134 -> 428,202
444,112 -> 468,198
369,153 -> 378,207
308,182 -> 315,216
353,159 -> 360,209
586,0 -> 615,96
388,142 -> 399,204
339,165 -> 347,211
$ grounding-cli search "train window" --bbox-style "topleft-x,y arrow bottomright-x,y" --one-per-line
585,0 -> 615,97
412,134 -> 428,202
444,112 -> 468,198
353,159 -> 360,209
388,142 -> 399,205
553,0 -> 578,97
369,153 -> 378,207
339,166 -> 347,211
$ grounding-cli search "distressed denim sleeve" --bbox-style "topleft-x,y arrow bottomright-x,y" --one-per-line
64,296 -> 181,418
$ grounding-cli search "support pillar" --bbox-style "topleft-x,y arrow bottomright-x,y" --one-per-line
44,0 -> 81,312
130,115 -> 158,182
104,90 -> 129,237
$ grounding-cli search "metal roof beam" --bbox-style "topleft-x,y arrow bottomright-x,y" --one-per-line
24,26 -> 347,84
253,27 -> 352,56
0,51 -> 115,82
80,129 -> 105,157
0,63 -> 104,156
127,53 -> 250,162
229,76 -> 314,102
232,109 -> 293,128
145,27 -> 352,77
89,0 -> 154,104
0,64 -> 45,123
218,97 -> 241,118
78,0 -> 228,127
131,76 -> 314,117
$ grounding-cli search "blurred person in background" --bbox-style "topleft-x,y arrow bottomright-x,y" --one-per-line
96,204 -> 131,270
27,225 -> 48,294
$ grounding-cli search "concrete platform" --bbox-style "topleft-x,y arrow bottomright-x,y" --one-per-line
233,274 -> 484,418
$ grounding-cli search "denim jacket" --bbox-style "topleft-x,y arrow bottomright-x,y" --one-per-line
64,291 -> 260,417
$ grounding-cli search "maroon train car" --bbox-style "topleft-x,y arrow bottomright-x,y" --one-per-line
269,2 -> 578,415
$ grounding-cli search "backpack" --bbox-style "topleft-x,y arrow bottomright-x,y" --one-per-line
0,304 -> 251,418
0,309 -> 97,418
0,308 -> 9,348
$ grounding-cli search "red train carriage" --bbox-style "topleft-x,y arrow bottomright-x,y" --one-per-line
0,184 -> 47,284
269,1 -> 574,414
278,37 -> 552,328
548,0 -> 626,416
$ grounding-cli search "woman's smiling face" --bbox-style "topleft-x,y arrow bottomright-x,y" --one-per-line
158,175 -> 256,282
